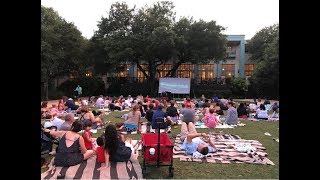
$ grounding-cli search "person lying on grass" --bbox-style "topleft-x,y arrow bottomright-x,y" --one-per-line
98,124 -> 138,171
180,122 -> 217,156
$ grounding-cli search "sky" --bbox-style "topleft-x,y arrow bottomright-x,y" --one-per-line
41,0 -> 279,40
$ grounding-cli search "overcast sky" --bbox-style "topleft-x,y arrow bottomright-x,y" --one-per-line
41,0 -> 278,40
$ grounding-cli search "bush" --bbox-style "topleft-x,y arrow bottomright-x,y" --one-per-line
58,76 -> 106,97
48,89 -> 65,100
230,78 -> 247,97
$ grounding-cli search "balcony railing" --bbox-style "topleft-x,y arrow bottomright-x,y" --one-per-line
228,51 -> 236,58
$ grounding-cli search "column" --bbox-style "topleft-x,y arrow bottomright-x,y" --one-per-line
239,40 -> 245,78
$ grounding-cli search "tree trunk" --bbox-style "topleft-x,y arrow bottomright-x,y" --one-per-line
165,61 -> 182,77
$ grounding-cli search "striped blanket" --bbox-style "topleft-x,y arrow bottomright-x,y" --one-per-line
42,140 -> 143,179
173,133 -> 274,165
41,158 -> 143,179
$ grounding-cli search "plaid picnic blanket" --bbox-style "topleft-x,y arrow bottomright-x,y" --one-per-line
173,133 -> 274,165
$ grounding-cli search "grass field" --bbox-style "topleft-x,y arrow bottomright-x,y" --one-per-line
41,109 -> 279,179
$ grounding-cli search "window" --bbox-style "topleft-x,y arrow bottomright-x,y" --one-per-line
137,64 -> 149,82
85,71 -> 92,77
116,65 -> 129,77
158,64 -> 172,78
221,64 -> 235,77
177,64 -> 194,78
245,64 -> 254,76
198,64 -> 213,80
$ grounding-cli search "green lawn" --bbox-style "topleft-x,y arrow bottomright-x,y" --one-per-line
42,110 -> 279,179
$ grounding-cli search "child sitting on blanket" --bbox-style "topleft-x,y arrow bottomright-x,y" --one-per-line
83,122 -> 95,150
96,137 -> 105,163
202,108 -> 219,128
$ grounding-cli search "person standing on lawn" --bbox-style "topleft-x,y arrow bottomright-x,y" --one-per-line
74,85 -> 82,98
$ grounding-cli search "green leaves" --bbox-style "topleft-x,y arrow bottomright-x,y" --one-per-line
248,24 -> 279,99
92,1 -> 227,81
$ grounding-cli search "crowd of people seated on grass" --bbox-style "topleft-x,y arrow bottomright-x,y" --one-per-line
41,94 -> 279,169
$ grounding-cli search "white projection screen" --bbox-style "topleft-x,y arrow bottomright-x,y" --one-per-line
159,78 -> 191,94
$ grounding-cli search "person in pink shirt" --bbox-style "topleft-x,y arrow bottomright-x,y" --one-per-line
203,108 -> 219,128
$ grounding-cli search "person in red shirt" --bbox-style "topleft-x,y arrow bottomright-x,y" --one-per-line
95,137 -> 105,163
184,98 -> 193,108
82,122 -> 95,150
146,95 -> 152,104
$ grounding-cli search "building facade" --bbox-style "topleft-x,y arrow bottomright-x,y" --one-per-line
115,35 -> 254,82
53,35 -> 255,88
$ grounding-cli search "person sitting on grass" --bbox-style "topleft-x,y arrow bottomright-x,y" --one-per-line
117,104 -> 141,132
59,113 -> 75,131
95,137 -> 105,163
79,105 -> 105,128
179,104 -> 195,125
82,121 -> 95,150
152,104 -> 175,131
202,108 -> 219,128
237,103 -> 248,119
180,121 -> 217,156
43,121 -> 94,167
98,124 -> 138,171
214,103 -> 224,115
224,102 -> 238,125
270,102 -> 279,118
166,102 -> 179,121
255,104 -> 269,120
145,103 -> 154,125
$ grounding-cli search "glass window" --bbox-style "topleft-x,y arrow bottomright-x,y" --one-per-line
221,64 -> 235,77
158,64 -> 173,78
116,65 -> 129,77
198,64 -> 213,80
177,64 -> 194,78
245,64 -> 254,76
137,64 -> 148,82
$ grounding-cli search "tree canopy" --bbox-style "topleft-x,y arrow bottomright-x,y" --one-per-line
41,6 -> 90,99
247,24 -> 279,99
92,1 -> 227,88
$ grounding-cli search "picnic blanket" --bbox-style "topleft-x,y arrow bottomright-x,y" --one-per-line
194,122 -> 246,129
41,140 -> 143,179
120,122 -> 169,134
41,158 -> 143,179
173,133 -> 274,165
239,118 -> 279,121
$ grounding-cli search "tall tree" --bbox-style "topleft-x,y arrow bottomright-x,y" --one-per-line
247,24 -> 279,99
167,18 -> 227,77
247,24 -> 278,62
93,1 -> 227,95
41,6 -> 89,100
92,2 -> 135,74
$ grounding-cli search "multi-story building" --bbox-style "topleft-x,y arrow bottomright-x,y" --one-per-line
52,35 -> 255,88
114,35 -> 254,83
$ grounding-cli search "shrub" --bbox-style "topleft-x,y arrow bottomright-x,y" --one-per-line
58,76 -> 106,97
230,77 -> 247,97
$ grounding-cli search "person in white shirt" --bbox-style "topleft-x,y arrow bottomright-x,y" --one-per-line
255,104 -> 269,120
96,95 -> 104,108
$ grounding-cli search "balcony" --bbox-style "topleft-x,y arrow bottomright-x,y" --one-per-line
227,51 -> 236,58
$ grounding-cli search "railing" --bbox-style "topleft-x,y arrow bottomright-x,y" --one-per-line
228,51 -> 236,58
